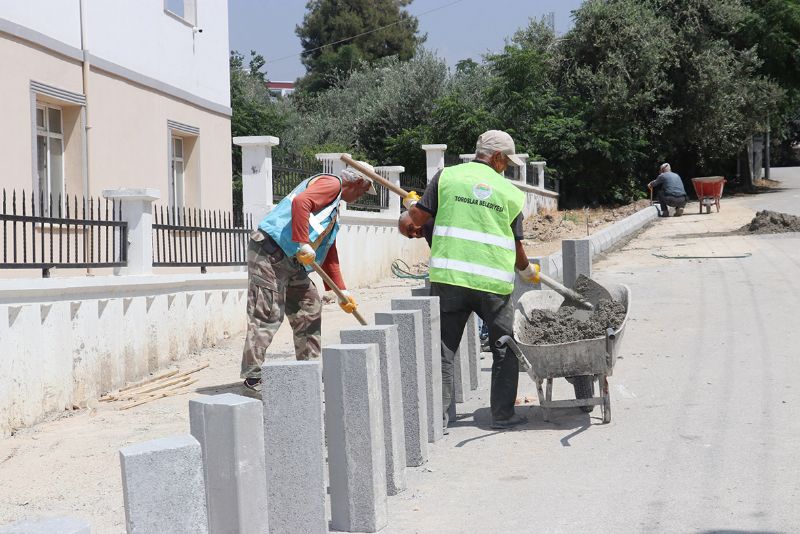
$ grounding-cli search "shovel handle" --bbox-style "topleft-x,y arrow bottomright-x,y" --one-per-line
538,272 -> 594,311
340,155 -> 409,198
309,261 -> 368,325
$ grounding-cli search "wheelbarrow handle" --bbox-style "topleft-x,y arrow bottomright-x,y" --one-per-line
496,335 -> 531,372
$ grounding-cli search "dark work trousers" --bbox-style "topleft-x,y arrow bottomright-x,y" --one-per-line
657,190 -> 687,213
430,281 -> 518,424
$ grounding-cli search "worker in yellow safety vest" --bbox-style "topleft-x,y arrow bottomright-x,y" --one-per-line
400,130 -> 541,431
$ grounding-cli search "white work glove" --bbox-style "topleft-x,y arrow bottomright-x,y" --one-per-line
338,290 -> 357,314
403,191 -> 420,210
295,243 -> 316,266
519,263 -> 541,284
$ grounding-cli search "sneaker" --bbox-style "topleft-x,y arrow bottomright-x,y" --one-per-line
243,377 -> 261,392
674,207 -> 684,217
490,414 -> 528,430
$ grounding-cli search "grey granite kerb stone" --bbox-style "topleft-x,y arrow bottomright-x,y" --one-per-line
391,297 -> 444,443
119,434 -> 208,534
261,361 -> 326,534
189,393 -> 268,534
323,344 -> 388,533
340,325 -> 407,495
375,309 -> 429,466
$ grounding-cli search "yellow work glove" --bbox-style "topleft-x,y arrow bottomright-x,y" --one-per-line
403,191 -> 421,210
295,243 -> 316,266
338,290 -> 357,314
519,263 -> 541,284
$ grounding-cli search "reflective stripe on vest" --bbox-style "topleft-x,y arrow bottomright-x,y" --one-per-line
258,174 -> 341,266
428,162 -> 524,295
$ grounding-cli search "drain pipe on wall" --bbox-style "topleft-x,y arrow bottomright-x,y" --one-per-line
80,0 -> 93,275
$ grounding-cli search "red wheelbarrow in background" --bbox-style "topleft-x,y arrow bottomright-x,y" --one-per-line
691,176 -> 726,214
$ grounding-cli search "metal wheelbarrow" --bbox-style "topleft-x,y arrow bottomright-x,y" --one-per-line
497,283 -> 630,424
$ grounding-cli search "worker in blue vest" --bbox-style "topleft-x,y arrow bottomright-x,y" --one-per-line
241,163 -> 376,391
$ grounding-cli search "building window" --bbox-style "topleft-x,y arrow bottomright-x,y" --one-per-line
170,136 -> 185,209
164,0 -> 197,25
35,104 -> 65,213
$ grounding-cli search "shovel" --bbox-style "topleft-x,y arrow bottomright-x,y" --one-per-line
537,271 -> 596,311
561,274 -> 613,321
308,261 -> 368,326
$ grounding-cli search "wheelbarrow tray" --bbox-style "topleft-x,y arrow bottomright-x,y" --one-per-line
500,283 -> 630,423
691,176 -> 726,214
511,283 -> 630,379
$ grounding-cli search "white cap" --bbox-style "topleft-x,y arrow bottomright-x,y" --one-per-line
476,130 -> 524,167
342,160 -> 377,195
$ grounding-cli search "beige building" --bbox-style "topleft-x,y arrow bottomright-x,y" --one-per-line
0,0 -> 232,217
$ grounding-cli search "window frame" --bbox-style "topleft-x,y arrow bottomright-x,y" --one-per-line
163,0 -> 197,26
34,103 -> 66,215
169,135 -> 186,210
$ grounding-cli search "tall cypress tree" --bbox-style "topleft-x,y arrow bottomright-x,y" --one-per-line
296,0 -> 425,93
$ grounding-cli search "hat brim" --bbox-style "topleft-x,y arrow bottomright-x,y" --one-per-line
366,183 -> 377,195
506,153 -> 524,167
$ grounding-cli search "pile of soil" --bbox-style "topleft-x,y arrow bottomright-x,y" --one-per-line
741,210 -> 800,234
519,300 -> 626,345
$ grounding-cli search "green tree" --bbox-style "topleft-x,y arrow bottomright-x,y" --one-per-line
296,0 -> 425,93
229,50 -> 295,211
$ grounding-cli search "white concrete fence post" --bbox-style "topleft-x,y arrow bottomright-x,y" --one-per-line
517,153 -> 529,183
531,161 -> 546,189
374,165 -> 405,215
233,135 -> 280,229
102,188 -> 159,276
421,144 -> 447,183
459,153 -> 476,164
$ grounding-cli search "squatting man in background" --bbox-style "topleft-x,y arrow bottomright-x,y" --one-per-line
649,163 -> 688,217
399,130 -> 541,430
240,163 -> 377,391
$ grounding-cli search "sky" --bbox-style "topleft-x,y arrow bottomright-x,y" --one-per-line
227,0 -> 586,82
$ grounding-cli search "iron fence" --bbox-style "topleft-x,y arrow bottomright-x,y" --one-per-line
346,180 -> 390,212
444,154 -> 462,167
0,189 -> 127,277
400,173 -> 427,195
272,154 -> 322,202
152,206 -> 252,272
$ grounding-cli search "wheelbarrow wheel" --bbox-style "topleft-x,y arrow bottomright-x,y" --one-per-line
571,375 -> 595,413
705,204 -> 711,214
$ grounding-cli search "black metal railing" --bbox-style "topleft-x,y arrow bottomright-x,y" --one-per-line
400,173 -> 427,196
272,154 -> 322,202
444,154 -> 462,167
152,206 -> 252,272
0,189 -> 127,277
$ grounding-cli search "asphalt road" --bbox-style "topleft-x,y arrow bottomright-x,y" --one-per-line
382,169 -> 800,534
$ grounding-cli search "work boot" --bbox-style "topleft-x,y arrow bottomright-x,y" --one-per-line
490,414 -> 528,430
243,377 -> 261,392
674,207 -> 684,217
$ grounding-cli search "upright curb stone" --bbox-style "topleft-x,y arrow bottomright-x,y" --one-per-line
391,297 -> 443,443
323,345 -> 388,533
261,361 -> 326,534
0,517 -> 90,534
189,393 -> 268,534
375,310 -> 429,466
562,239 -> 592,289
467,313 -> 481,391
119,435 -> 208,534
340,325 -> 407,495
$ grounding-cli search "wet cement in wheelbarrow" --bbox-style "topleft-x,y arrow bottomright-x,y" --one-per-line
740,210 -> 800,234
519,278 -> 626,344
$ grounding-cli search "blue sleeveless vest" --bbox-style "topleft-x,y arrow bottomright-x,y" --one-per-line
259,174 -> 342,267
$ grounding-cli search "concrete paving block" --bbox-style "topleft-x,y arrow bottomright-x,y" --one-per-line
466,313 -> 481,392
391,297 -> 443,443
261,361 -> 326,534
323,345 -> 388,533
189,394 -> 268,534
0,517 -> 90,534
562,239 -> 592,290
119,435 -> 208,534
340,325 -> 407,495
375,310 -> 429,466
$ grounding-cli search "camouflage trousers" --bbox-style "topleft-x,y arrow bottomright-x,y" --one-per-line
241,231 -> 322,379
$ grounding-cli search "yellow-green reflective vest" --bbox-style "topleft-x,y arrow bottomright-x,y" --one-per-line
429,162 -> 525,295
